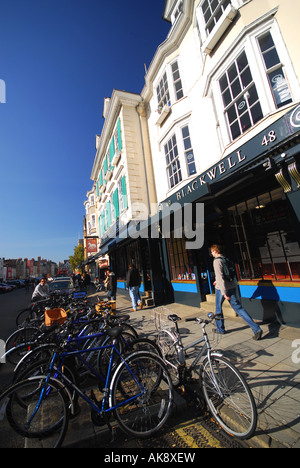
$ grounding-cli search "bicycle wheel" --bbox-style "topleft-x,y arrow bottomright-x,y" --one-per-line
1,376 -> 69,448
156,329 -> 180,385
13,344 -> 57,380
111,351 -> 173,438
201,355 -> 257,439
127,337 -> 162,356
6,327 -> 40,352
4,343 -> 37,366
16,308 -> 43,327
120,322 -> 139,339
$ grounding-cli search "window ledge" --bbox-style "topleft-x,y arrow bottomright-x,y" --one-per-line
202,4 -> 238,55
156,105 -> 171,126
104,169 -> 112,182
112,150 -> 122,167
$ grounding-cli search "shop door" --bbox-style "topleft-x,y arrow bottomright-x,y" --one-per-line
148,239 -> 171,305
198,217 -> 229,298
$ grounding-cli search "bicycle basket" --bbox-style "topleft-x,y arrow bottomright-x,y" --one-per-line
45,308 -> 67,327
95,300 -> 116,315
211,326 -> 223,349
152,307 -> 173,332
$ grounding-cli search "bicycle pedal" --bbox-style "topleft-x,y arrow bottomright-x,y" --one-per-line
91,408 -> 111,427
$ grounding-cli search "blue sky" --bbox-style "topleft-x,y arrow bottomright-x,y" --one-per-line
0,0 -> 170,264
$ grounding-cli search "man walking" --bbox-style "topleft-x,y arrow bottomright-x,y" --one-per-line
210,244 -> 262,340
126,264 -> 143,311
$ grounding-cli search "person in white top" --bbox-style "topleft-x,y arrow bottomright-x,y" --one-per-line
32,277 -> 50,301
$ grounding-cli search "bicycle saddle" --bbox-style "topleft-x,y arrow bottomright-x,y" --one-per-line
168,314 -> 181,322
105,326 -> 124,337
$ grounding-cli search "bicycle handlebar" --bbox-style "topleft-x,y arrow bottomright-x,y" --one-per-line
185,313 -> 222,324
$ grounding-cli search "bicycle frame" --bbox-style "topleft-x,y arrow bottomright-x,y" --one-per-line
36,332 -> 146,419
12,318 -> 107,374
161,318 -> 223,388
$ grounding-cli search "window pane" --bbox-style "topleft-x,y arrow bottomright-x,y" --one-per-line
228,63 -> 238,83
251,102 -> 263,124
240,112 -> 251,132
182,126 -> 189,139
188,160 -> 196,175
237,51 -> 248,72
230,120 -> 241,140
247,84 -> 258,106
237,96 -> 247,115
231,78 -> 242,98
211,0 -> 218,12
183,136 -> 191,150
263,48 -> 280,70
222,88 -> 232,107
219,74 -> 228,92
268,68 -> 292,108
258,32 -> 275,52
227,105 -> 237,124
241,67 -> 252,88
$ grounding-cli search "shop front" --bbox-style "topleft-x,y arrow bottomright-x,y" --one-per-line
98,222 -> 168,307
158,104 -> 300,327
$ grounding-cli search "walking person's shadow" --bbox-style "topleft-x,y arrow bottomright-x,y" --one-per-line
250,280 -> 285,337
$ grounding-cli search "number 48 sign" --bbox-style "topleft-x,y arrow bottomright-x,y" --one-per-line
262,130 -> 277,146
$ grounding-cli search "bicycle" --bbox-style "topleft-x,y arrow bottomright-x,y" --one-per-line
0,320 -> 173,448
154,309 -> 257,440
13,312 -> 159,385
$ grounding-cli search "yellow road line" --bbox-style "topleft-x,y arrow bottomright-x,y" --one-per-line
175,421 -> 224,448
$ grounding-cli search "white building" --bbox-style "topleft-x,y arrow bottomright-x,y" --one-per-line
140,0 -> 300,322
84,0 -> 300,325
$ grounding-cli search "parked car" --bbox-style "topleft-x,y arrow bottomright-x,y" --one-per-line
7,280 -> 25,288
48,278 -> 74,296
0,283 -> 14,293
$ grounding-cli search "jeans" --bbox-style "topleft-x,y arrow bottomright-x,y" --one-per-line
215,288 -> 261,335
107,290 -> 116,301
128,286 -> 141,310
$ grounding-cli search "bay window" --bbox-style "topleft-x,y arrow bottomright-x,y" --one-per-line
215,26 -> 295,143
257,31 -> 292,109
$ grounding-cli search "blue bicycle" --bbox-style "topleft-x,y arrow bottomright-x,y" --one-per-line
0,323 -> 173,448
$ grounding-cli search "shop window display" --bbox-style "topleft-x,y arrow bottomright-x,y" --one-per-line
228,188 -> 300,281
166,234 -> 195,281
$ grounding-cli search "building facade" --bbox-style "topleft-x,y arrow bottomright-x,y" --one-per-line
140,0 -> 300,326
87,89 -> 162,300
85,0 -> 300,327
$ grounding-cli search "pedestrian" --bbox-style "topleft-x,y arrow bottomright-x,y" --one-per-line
126,264 -> 143,311
210,244 -> 262,340
75,271 -> 82,288
103,270 -> 109,290
106,270 -> 117,301
31,276 -> 50,302
82,272 -> 91,294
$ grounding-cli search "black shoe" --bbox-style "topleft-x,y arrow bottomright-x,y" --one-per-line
253,330 -> 262,340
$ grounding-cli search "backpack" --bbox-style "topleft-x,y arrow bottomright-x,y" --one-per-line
216,256 -> 237,282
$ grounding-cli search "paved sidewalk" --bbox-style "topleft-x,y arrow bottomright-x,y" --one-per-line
92,290 -> 300,449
